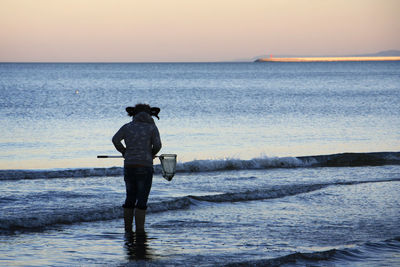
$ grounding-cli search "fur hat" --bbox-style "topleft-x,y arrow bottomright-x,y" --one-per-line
126,104 -> 160,120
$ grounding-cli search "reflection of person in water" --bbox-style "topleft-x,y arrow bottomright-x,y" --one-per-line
124,232 -> 150,260
112,104 -> 162,234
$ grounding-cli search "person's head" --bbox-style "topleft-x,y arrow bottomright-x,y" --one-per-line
126,104 -> 160,119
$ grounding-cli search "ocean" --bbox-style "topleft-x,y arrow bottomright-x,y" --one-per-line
0,62 -> 400,266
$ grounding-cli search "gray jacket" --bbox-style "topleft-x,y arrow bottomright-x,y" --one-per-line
112,112 -> 162,167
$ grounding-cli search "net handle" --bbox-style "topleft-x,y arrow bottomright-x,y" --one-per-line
97,154 -> 178,159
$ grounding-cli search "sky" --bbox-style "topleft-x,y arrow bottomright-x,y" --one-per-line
0,0 -> 399,62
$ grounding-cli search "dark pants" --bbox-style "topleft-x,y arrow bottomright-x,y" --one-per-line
123,167 -> 153,210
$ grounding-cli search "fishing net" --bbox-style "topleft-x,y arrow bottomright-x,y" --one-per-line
159,154 -> 177,181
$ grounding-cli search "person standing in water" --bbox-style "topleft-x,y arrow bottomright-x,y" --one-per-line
112,104 -> 162,234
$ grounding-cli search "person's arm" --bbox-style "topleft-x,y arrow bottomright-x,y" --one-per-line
151,126 -> 162,157
112,126 -> 126,156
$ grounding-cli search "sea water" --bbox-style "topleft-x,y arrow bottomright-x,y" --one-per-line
0,62 -> 400,266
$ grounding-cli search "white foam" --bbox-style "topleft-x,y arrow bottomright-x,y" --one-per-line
1,152 -> 398,181
2,177 -> 399,232
176,156 -> 307,173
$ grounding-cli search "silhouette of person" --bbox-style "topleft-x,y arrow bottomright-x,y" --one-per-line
113,103 -> 161,234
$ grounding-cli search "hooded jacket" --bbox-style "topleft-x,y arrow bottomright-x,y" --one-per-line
112,112 -> 162,167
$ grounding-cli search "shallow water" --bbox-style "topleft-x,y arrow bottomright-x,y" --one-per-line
1,165 -> 400,266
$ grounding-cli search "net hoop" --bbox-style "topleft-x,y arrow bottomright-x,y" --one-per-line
159,154 -> 177,181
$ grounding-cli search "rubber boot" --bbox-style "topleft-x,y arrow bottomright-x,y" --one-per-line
123,207 -> 134,233
135,208 -> 146,234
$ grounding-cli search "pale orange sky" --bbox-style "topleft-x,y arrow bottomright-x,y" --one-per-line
0,0 -> 399,62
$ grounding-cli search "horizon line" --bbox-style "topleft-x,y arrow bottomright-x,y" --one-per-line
2,50 -> 400,64
0,61 -> 248,64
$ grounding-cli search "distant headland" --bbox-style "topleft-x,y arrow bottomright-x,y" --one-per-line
254,50 -> 400,62
255,56 -> 400,62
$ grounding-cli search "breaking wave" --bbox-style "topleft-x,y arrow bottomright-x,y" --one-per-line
1,177 -> 399,233
1,152 -> 399,181
225,237 -> 400,267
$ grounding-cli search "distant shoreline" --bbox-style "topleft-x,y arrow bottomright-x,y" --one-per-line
255,56 -> 400,62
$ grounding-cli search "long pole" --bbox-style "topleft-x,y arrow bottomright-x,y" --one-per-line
97,155 -> 160,158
